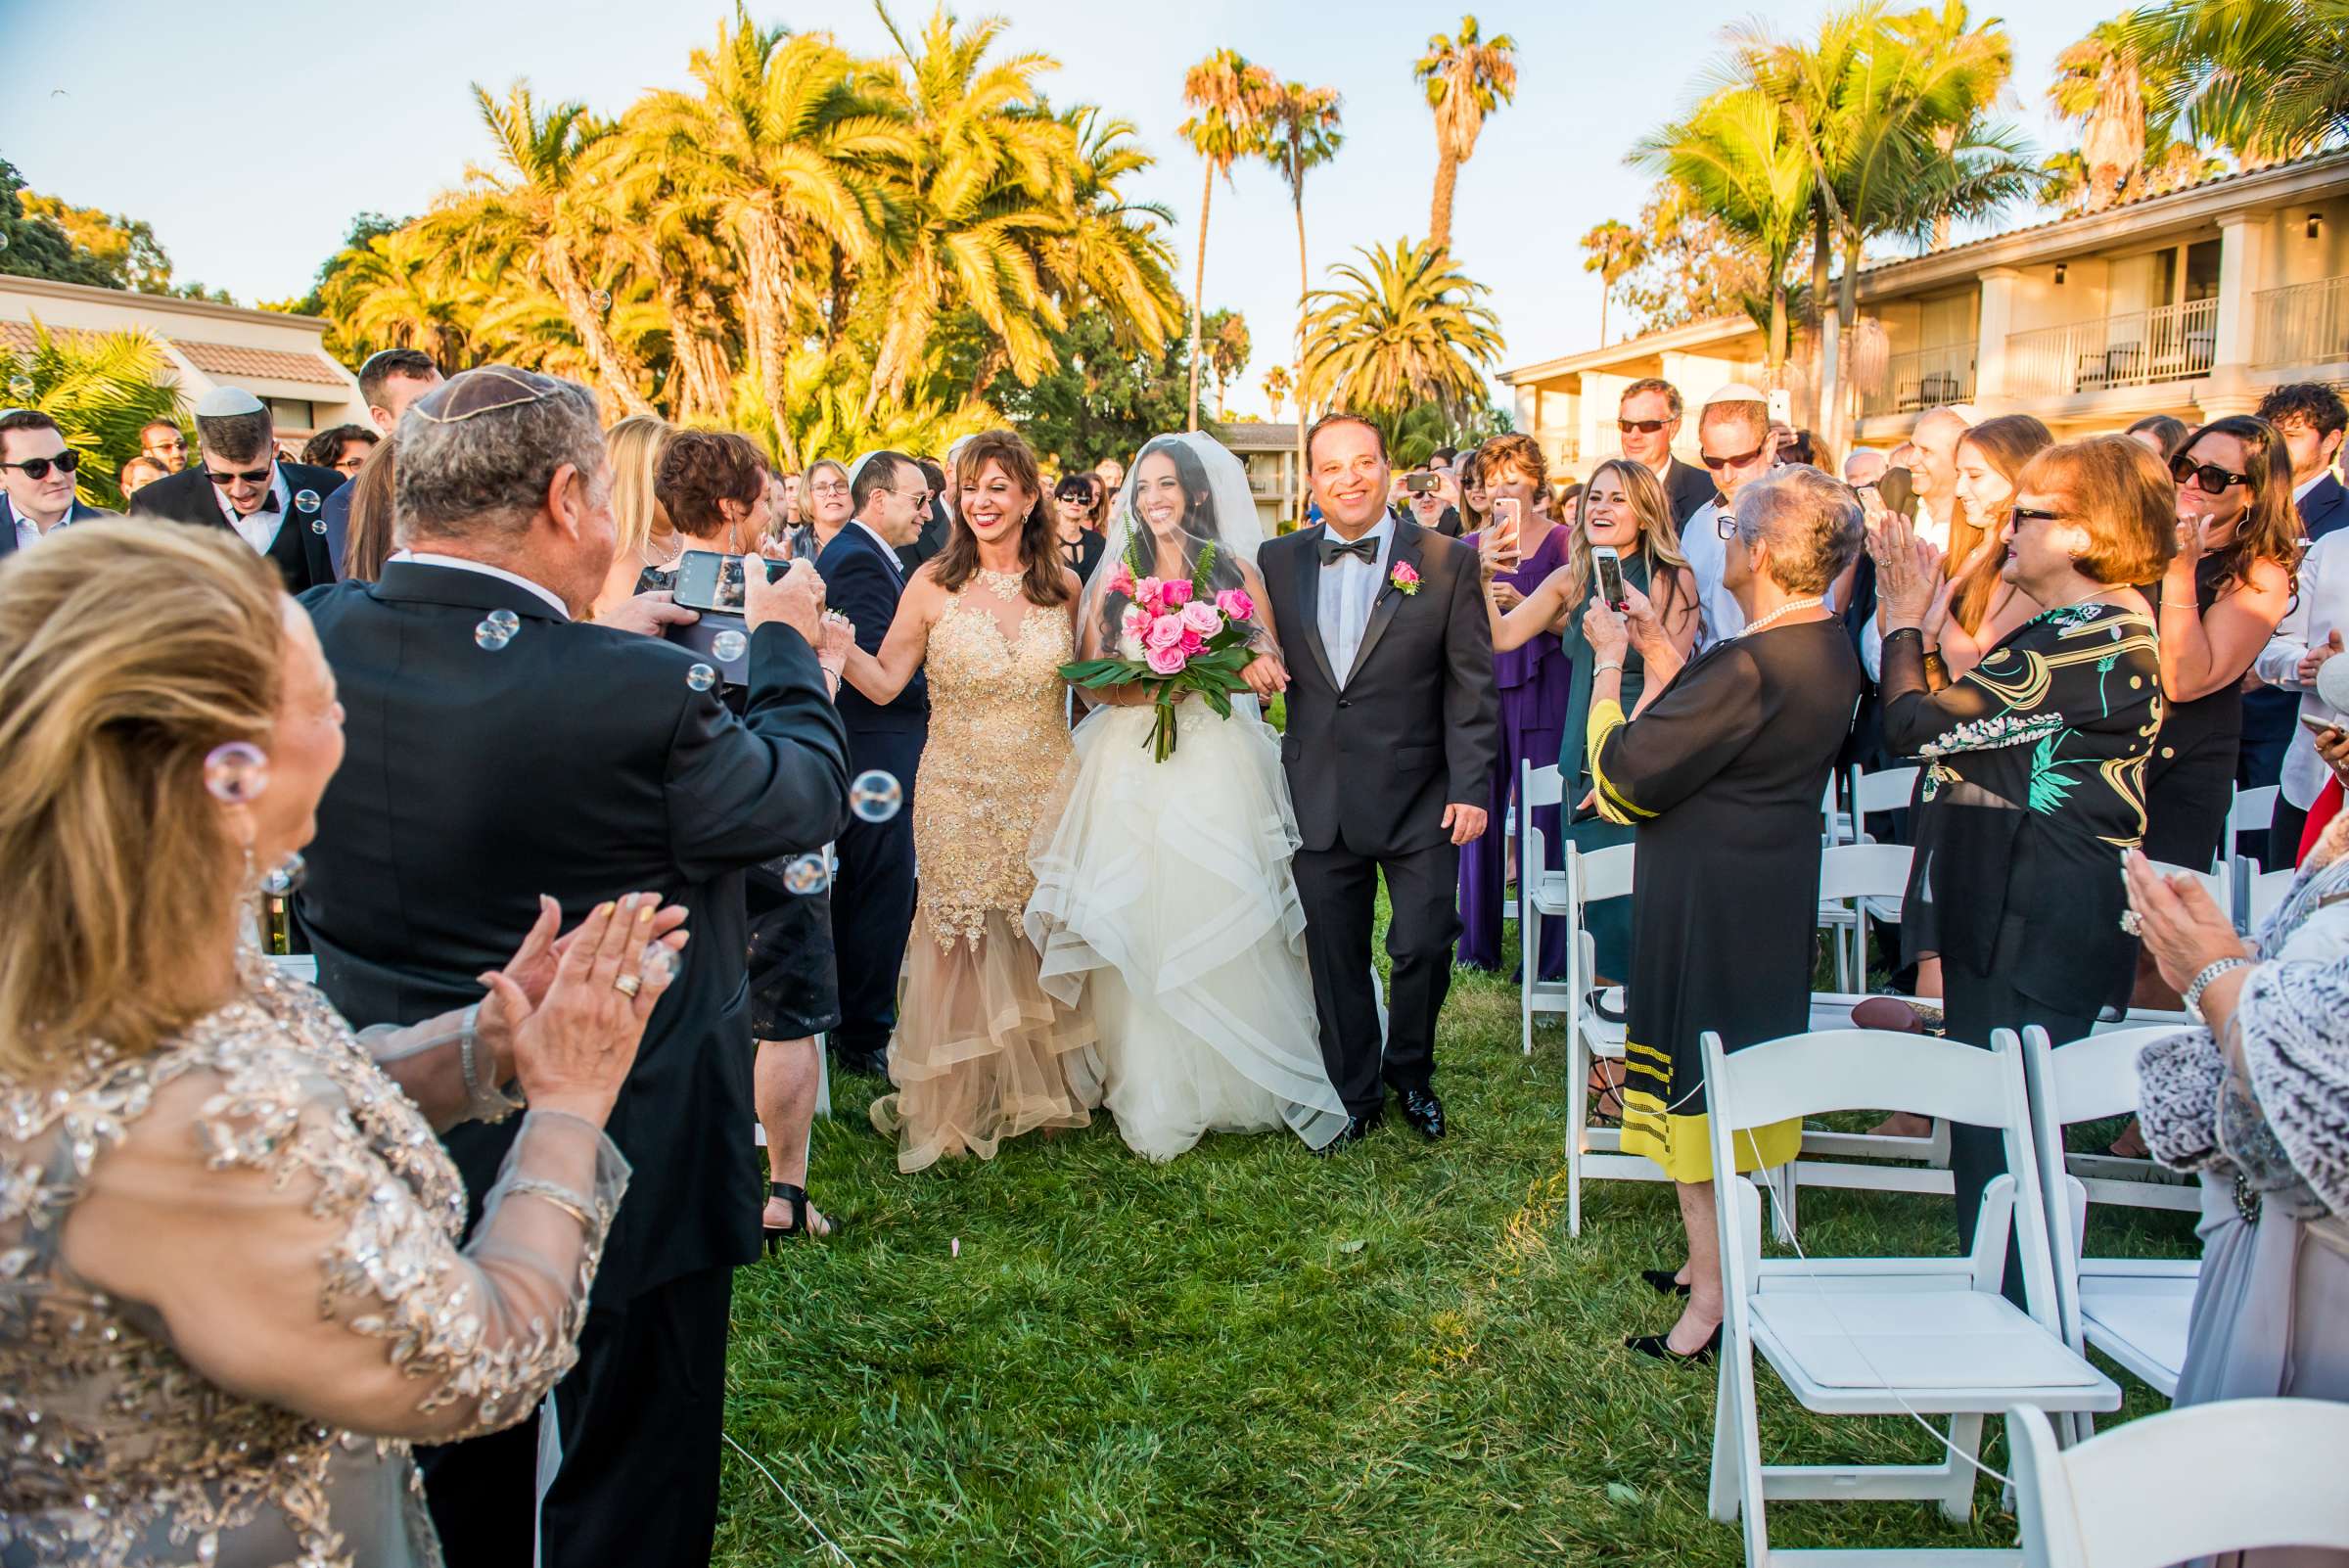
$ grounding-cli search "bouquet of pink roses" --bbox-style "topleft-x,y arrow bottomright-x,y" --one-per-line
1059,543 -> 1258,762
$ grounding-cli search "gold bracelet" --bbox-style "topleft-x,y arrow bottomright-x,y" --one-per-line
505,1177 -> 600,1231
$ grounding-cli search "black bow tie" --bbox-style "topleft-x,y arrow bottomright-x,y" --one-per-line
1320,533 -> 1378,566
251,492 -> 281,514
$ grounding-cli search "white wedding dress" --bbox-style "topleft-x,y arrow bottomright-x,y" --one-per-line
1025,434 -> 1349,1161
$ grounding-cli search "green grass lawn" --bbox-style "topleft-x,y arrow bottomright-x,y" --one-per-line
718,929 -> 2197,1566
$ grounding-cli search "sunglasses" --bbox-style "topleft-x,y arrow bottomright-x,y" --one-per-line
206,465 -> 274,487
1,449 -> 80,481
2170,455 -> 2250,494
1617,418 -> 1670,435
2009,506 -> 2066,527
1699,441 -> 1769,471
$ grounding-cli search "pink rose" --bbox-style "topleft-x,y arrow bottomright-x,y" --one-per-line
1179,600 -> 1221,636
1145,613 -> 1186,651
1134,575 -> 1166,614
1178,627 -> 1205,656
1121,604 -> 1151,639
1163,578 -> 1194,607
1106,562 -> 1136,597
1390,562 -> 1421,595
1215,587 -> 1255,622
1144,642 -> 1187,675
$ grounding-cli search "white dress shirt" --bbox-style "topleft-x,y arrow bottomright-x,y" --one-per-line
1681,499 -> 1746,652
1316,512 -> 1395,685
388,549 -> 573,620
217,466 -> 289,556
2255,525 -> 2349,810
850,517 -> 905,581
10,499 -> 73,553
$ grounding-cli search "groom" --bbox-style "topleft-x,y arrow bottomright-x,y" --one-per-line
1253,413 -> 1498,1146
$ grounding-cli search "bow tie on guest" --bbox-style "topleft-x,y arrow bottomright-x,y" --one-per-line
1319,533 -> 1379,566
247,492 -> 282,514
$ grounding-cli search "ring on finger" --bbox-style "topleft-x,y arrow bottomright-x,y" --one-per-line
2117,909 -> 2144,937
613,973 -> 643,998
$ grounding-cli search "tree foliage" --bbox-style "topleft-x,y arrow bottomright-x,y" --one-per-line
992,308 -> 1197,474
0,161 -> 229,300
0,319 -> 188,510
1301,238 -> 1503,424
1414,17 -> 1519,254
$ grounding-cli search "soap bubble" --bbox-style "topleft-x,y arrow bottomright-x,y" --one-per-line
486,608 -> 520,634
782,853 -> 829,895
6,376 -> 31,400
203,741 -> 269,803
474,620 -> 511,651
712,628 -> 747,662
258,853 -> 306,896
310,518 -> 327,534
293,488 -> 320,513
0,232 -> 9,251
686,663 -> 716,692
590,289 -> 613,312
640,943 -> 678,987
850,770 -> 902,823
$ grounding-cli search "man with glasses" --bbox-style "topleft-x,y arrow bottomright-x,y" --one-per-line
301,423 -> 379,478
1676,385 -> 1779,649
127,387 -> 340,591
139,418 -> 188,473
1617,377 -> 1716,527
818,451 -> 931,1078
0,408 -> 117,557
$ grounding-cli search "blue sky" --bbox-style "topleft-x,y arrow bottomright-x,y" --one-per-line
5,0 -> 2120,416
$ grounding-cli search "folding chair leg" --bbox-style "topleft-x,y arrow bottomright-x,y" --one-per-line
1708,1351 -> 1739,1521
1762,1163 -> 1797,1245
1936,1413 -> 1985,1525
1566,1030 -> 1588,1237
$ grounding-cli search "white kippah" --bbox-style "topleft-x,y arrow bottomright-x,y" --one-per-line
194,387 -> 265,418
1703,382 -> 1769,408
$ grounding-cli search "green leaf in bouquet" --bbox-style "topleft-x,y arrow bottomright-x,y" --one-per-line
1191,541 -> 1219,597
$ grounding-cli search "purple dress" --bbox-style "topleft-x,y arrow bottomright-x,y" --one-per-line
1457,523 -> 1572,976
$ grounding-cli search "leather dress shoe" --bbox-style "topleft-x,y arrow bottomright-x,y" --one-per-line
1395,1086 -> 1447,1141
1315,1112 -> 1380,1155
832,1044 -> 891,1080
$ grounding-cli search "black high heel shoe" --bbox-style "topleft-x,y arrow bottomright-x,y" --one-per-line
1640,1268 -> 1692,1298
1626,1324 -> 1722,1364
763,1182 -> 838,1250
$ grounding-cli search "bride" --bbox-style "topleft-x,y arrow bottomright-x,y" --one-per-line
1026,433 -> 1348,1160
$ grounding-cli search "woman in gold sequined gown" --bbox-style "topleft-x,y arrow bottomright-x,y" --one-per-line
843,431 -> 1100,1172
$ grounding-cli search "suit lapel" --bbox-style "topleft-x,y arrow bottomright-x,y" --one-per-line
1345,520 -> 1423,686
1290,527 -> 1339,690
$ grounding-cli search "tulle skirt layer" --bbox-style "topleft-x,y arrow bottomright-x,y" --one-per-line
1025,701 -> 1348,1162
870,909 -> 1099,1174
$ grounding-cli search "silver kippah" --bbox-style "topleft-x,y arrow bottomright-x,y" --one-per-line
194,387 -> 265,418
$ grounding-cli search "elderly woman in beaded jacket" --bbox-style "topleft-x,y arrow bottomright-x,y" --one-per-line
0,523 -> 686,1567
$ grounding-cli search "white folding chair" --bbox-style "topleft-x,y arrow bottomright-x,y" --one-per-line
2148,858 -> 2231,928
1815,841 -> 1913,999
2021,1026 -> 2198,1415
1704,1027 -> 2121,1566
2229,784 -> 2281,929
1556,835 -> 1641,1236
2239,863 -> 2296,934
2010,1399 -> 2349,1568
1519,761 -> 1569,1058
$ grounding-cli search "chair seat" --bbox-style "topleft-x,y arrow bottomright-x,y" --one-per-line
1530,870 -> 1571,916
1579,988 -> 1627,1054
1750,1284 -> 2119,1410
2078,1273 -> 2194,1394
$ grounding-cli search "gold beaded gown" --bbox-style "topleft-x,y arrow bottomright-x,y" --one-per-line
870,568 -> 1098,1172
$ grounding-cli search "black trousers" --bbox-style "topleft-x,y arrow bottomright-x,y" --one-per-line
1293,838 -> 1460,1119
2271,798 -> 2310,873
421,1265 -> 734,1568
831,725 -> 924,1057
1941,962 -> 2096,1307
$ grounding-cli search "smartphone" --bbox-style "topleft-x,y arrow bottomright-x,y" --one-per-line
673,549 -> 779,614
1767,388 -> 1793,425
1875,466 -> 1918,520
2300,714 -> 2343,738
1491,496 -> 1523,567
1593,544 -> 1625,609
1405,471 -> 1439,494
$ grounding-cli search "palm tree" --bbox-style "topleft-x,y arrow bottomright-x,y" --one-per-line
1300,238 -> 1504,422
1635,86 -> 1813,384
1577,218 -> 1647,346
1201,309 -> 1249,418
2127,0 -> 2349,164
316,224 -> 485,370
441,81 -> 656,417
1259,77 -> 1342,522
1043,105 -> 1185,364
1179,49 -> 1276,432
0,319 -> 185,510
1414,18 -> 1519,254
2049,22 -> 2152,210
1262,362 -> 1291,419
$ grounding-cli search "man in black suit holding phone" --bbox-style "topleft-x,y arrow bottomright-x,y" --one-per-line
127,388 -> 340,591
819,449 -> 931,1076
296,365 -> 850,1568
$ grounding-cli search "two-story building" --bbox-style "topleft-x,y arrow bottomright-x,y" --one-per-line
1501,146 -> 2349,474
1208,420 -> 1305,535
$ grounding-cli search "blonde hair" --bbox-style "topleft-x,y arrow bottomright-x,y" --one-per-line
1561,458 -> 1687,609
604,414 -> 675,558
0,524 -> 286,1080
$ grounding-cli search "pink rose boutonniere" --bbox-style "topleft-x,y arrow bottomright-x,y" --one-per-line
1390,562 -> 1421,596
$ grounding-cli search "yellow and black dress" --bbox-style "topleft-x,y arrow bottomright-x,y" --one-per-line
1588,618 -> 1863,1181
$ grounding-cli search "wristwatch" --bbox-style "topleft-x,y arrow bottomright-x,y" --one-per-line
2183,955 -> 2254,1020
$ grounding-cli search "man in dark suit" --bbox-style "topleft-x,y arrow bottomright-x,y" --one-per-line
295,365 -> 850,1568
819,450 -> 930,1077
1617,376 -> 1717,527
2241,382 -> 2349,811
898,447 -> 955,573
1254,413 -> 1498,1147
0,409 -> 117,557
319,346 -> 445,577
127,387 -> 340,591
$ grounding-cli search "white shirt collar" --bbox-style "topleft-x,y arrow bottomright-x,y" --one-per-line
2295,469 -> 2330,504
388,549 -> 573,620
1329,511 -> 1395,551
850,517 -> 900,559
217,465 -> 288,553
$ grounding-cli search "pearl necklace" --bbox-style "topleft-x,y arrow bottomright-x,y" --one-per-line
1735,595 -> 1827,638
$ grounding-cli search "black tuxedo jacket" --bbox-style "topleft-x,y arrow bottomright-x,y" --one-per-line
817,523 -> 928,735
2302,472 -> 2349,545
1662,457 -> 1718,528
296,561 -> 851,1302
1259,519 -> 1498,856
0,497 -> 118,557
128,461 -> 342,592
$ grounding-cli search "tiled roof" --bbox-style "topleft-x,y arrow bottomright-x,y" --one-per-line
0,321 -> 345,388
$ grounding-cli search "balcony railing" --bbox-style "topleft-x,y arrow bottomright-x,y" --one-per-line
2005,297 -> 2219,397
2254,274 -> 2349,369
1861,345 -> 1976,418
